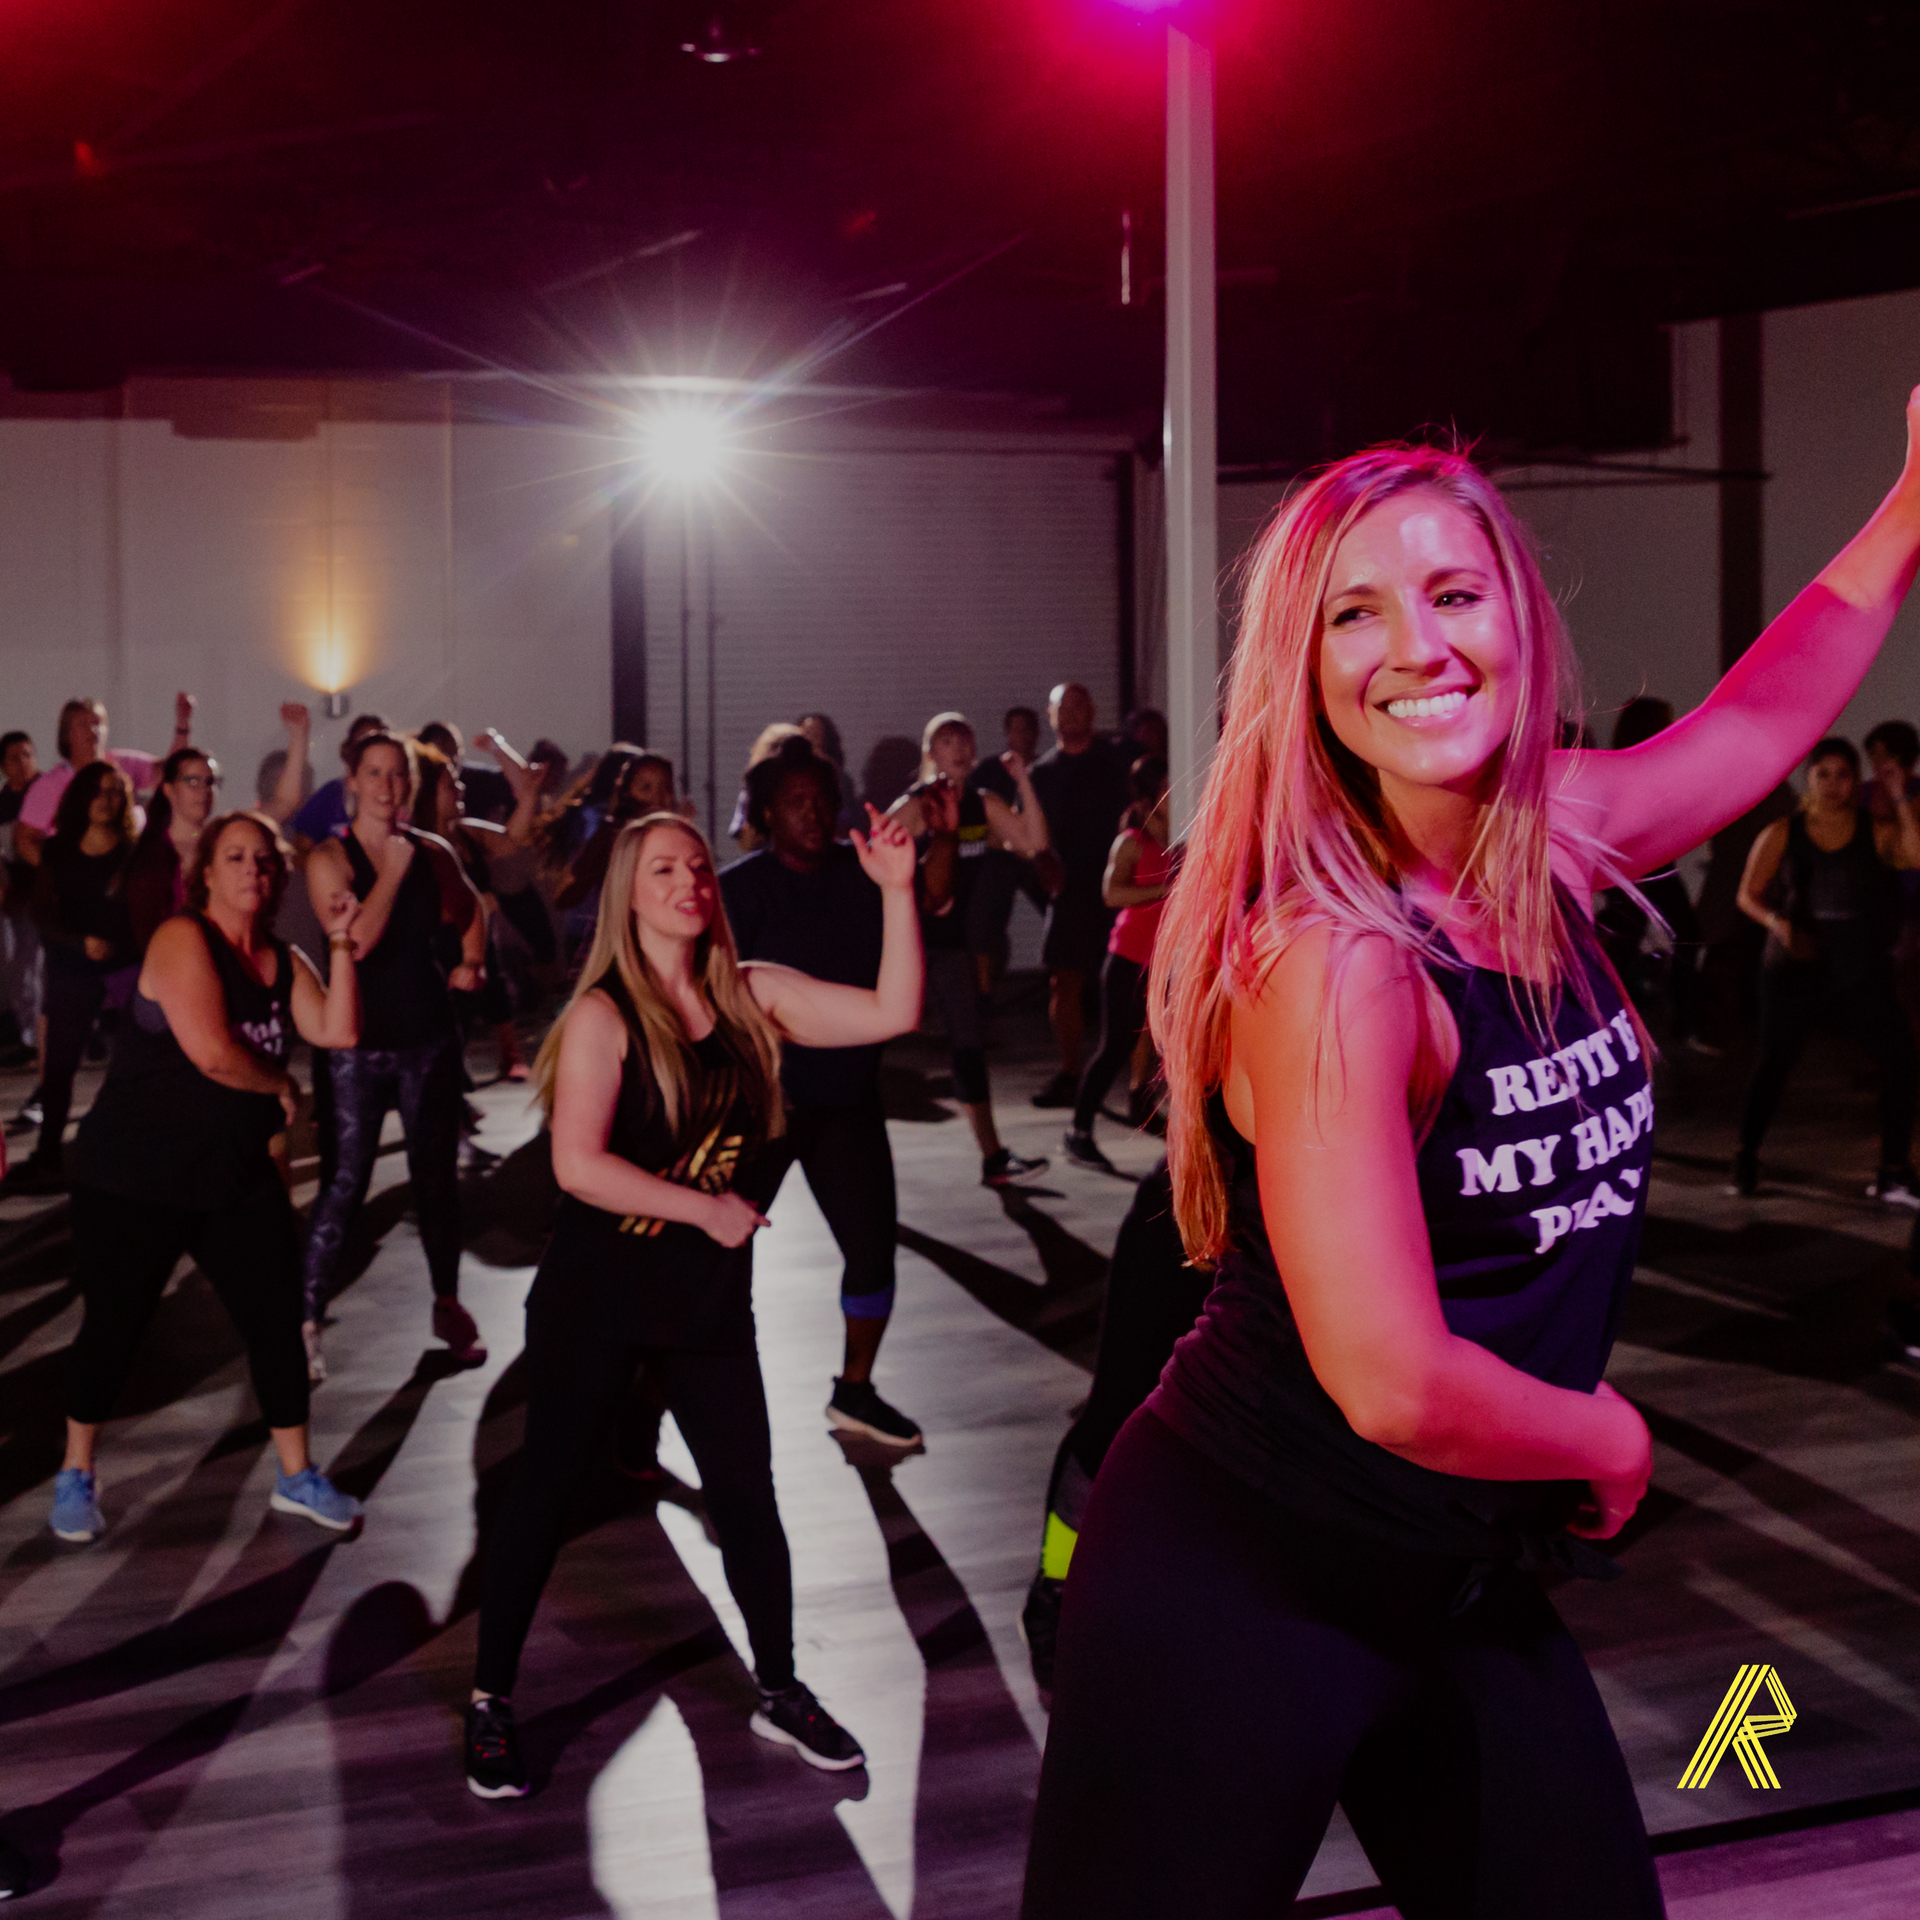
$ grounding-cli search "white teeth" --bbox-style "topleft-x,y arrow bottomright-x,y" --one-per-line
1385,690 -> 1468,720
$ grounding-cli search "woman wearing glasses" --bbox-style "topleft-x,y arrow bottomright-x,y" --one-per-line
127,747 -> 224,956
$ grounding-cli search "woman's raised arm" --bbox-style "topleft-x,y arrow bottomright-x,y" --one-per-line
1557,386 -> 1920,880
744,808 -> 923,1049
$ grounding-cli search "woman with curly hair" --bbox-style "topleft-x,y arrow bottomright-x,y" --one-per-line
1024,394 -> 1920,1918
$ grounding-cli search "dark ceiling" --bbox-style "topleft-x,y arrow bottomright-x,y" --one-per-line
4,0 -> 1920,464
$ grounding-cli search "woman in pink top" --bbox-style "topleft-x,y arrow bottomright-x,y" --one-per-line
1064,755 -> 1174,1171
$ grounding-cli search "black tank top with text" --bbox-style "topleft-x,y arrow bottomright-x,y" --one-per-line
531,975 -> 780,1351
1150,923 -> 1651,1584
71,914 -> 296,1210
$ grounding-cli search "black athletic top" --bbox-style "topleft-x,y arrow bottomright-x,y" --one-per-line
1150,923 -> 1651,1595
719,844 -> 884,1106
530,975 -> 778,1351
920,782 -> 991,952
71,914 -> 296,1210
343,830 -> 454,1049
1771,810 -> 1890,953
1030,740 -> 1129,902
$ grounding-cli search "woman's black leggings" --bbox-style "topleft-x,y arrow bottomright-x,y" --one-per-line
1739,930 -> 1918,1169
1071,952 -> 1148,1133
1042,1162 -> 1208,1536
475,1295 -> 794,1697
756,1097 -> 897,1320
67,1183 -> 310,1430
302,1037 -> 464,1321
1023,1412 -> 1664,1920
924,945 -> 990,1106
32,963 -> 107,1167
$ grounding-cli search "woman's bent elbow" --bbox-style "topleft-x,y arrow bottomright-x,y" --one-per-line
1339,1378 -> 1435,1453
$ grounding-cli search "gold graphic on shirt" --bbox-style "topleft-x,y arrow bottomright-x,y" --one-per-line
617,1123 -> 744,1238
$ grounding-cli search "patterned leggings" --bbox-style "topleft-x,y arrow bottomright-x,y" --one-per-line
301,1037 -> 464,1322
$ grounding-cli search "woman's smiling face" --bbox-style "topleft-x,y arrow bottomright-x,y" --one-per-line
1315,489 -> 1524,803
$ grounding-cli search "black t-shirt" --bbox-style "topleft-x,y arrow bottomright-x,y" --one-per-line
719,844 -> 884,1106
531,983 -> 779,1351
969,757 -> 1017,805
0,784 -> 26,828
1151,921 -> 1651,1591
1029,739 -> 1130,900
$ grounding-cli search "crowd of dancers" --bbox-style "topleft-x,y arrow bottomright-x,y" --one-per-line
6,389 -> 1920,1910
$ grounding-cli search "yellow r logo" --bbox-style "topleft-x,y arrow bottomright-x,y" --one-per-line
1677,1664 -> 1797,1789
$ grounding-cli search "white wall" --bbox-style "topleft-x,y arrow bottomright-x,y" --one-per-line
0,381 -> 614,796
638,431 -> 1127,843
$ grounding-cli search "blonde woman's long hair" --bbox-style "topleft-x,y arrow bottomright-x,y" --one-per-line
533,814 -> 785,1144
1151,442 -> 1641,1267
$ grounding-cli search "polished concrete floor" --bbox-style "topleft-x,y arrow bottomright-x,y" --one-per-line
2,987 -> 1919,1916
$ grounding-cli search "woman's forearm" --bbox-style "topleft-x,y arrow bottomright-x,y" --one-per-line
322,947 -> 359,1048
873,886 -> 924,1031
1368,1334 -> 1642,1484
197,1043 -> 292,1099
554,1147 -> 721,1226
1735,885 -> 1781,934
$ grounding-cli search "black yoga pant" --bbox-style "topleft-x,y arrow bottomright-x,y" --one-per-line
1044,1162 -> 1208,1533
33,964 -> 107,1166
1739,932 -> 1917,1169
67,1182 -> 310,1431
1071,952 -> 1149,1133
302,1037 -> 464,1321
1023,1412 -> 1663,1920
757,1097 -> 897,1320
924,945 -> 989,1106
475,1307 -> 794,1697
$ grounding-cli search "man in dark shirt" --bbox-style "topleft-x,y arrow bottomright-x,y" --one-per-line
1027,683 -> 1130,1106
719,736 -> 921,1448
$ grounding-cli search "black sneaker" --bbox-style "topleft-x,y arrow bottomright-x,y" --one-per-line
1890,1297 -> 1920,1361
1868,1166 -> 1920,1209
5,1090 -> 44,1135
826,1376 -> 922,1447
750,1679 -> 865,1771
1062,1128 -> 1113,1172
0,1152 -> 64,1197
1729,1148 -> 1758,1197
0,1828 -> 29,1900
1020,1570 -> 1065,1692
982,1146 -> 1049,1186
464,1694 -> 529,1799
1030,1070 -> 1077,1109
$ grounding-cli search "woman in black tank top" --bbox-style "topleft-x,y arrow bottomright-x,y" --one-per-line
299,731 -> 486,1384
463,805 -> 923,1799
1732,734 -> 1920,1197
49,810 -> 365,1547
1025,408 -> 1920,1920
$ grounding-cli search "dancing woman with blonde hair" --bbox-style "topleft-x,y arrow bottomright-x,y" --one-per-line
465,804 -> 922,1798
1022,396 -> 1920,1919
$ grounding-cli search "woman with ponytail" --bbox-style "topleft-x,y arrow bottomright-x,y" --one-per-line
464,804 -> 922,1799
1023,398 -> 1920,1919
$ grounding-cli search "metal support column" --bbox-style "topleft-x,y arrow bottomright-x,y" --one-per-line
1164,21 -> 1218,836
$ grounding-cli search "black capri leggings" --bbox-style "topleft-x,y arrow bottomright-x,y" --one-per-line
302,1037 -> 464,1321
1739,928 -> 1917,1170
1072,951 -> 1149,1134
33,962 -> 108,1167
67,1182 -> 310,1431
756,1097 -> 897,1320
475,1293 -> 794,1697
1023,1411 -> 1663,1920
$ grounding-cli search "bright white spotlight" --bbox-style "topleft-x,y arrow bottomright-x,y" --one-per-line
641,409 -> 730,487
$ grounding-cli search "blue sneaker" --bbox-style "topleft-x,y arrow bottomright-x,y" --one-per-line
49,1467 -> 103,1542
269,1468 -> 363,1533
